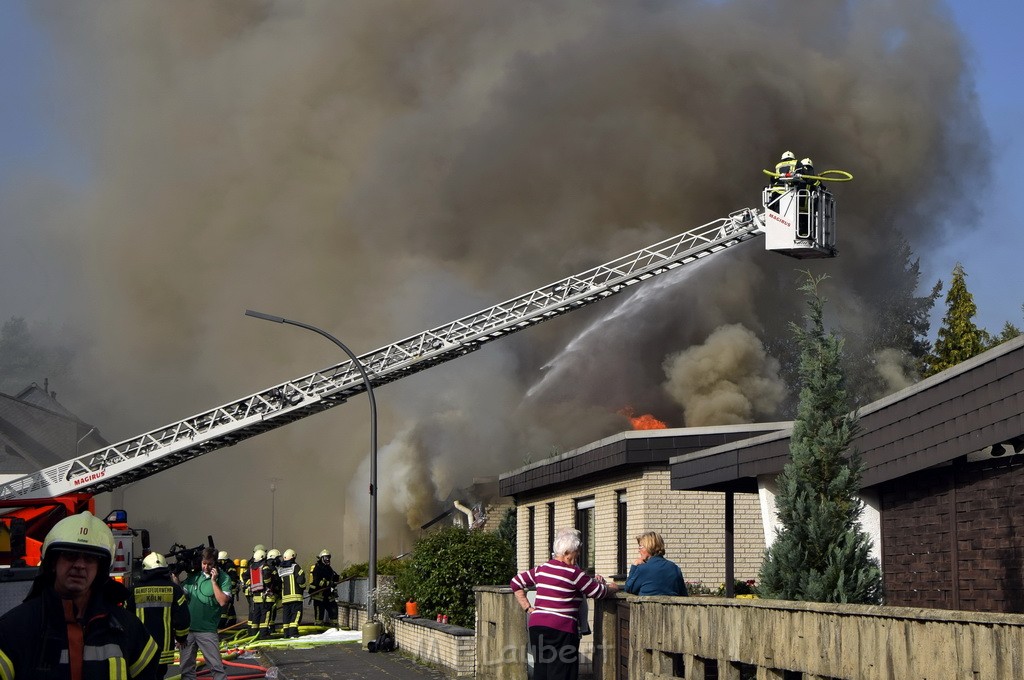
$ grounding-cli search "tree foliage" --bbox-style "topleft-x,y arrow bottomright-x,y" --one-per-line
923,263 -> 986,377
985,302 -> 1023,348
770,234 -> 940,414
336,555 -> 408,581
496,506 -> 517,552
841,233 -> 940,402
759,274 -> 882,604
395,526 -> 515,627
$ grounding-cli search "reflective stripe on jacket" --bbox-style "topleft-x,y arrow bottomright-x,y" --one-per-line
0,584 -> 159,680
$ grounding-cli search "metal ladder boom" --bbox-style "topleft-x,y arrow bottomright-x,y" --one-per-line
0,209 -> 763,500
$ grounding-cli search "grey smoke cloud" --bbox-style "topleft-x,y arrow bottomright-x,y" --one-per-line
663,324 -> 786,426
4,0 -> 986,562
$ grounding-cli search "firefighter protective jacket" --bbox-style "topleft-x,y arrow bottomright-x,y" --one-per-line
246,559 -> 281,603
277,560 -> 306,604
0,579 -> 160,680
132,570 -> 190,666
309,561 -> 340,602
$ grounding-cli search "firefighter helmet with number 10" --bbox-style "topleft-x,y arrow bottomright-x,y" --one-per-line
41,511 -> 116,575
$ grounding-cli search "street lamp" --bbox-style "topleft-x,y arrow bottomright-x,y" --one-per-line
270,480 -> 278,547
76,427 -> 96,456
245,309 -> 379,624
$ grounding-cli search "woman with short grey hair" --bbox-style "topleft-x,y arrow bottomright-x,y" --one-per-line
510,528 -> 618,679
551,528 -> 581,559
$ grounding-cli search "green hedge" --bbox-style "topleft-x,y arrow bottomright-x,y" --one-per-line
396,526 -> 515,627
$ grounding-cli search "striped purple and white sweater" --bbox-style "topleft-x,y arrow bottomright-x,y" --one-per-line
510,559 -> 608,634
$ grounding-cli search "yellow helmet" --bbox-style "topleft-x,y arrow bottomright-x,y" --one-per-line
283,548 -> 296,561
218,550 -> 229,561
42,511 -> 115,568
318,549 -> 331,559
143,552 -> 168,571
240,558 -> 249,568
233,558 -> 241,566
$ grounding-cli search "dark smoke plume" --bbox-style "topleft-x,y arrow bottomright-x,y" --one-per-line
5,0 -> 985,563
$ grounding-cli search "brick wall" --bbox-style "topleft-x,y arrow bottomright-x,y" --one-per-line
338,603 -> 476,677
514,468 -> 765,586
392,617 -> 476,677
881,456 -> 1024,613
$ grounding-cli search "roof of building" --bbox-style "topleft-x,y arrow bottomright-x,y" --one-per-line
499,422 -> 789,498
670,334 -> 1024,493
0,384 -> 109,475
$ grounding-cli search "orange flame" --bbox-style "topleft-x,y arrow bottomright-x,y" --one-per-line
618,406 -> 667,430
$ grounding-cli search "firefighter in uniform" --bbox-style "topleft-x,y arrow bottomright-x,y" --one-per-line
247,549 -> 280,639
238,558 -> 250,625
265,549 -> 283,636
245,549 -> 267,638
309,548 -> 340,627
216,550 -> 240,629
0,511 -> 161,679
240,544 -> 264,633
769,150 -> 799,211
133,552 -> 190,679
795,157 -> 821,237
277,549 -> 306,638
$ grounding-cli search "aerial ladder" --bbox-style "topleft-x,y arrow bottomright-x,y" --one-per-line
0,176 -> 844,514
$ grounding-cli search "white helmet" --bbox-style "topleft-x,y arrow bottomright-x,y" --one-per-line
42,511 -> 115,569
318,549 -> 331,559
800,157 -> 813,167
267,548 -> 281,560
253,549 -> 267,562
781,151 -> 796,161
218,550 -> 229,561
253,544 -> 266,554
283,548 -> 296,561
143,552 -> 168,571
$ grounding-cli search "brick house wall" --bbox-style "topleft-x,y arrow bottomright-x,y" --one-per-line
514,467 -> 764,587
880,456 -> 1024,613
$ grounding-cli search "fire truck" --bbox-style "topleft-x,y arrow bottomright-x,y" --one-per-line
0,173 -> 844,609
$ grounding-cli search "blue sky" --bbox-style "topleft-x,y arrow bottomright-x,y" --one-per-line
928,1 -> 1024,332
1,0 -> 1021,333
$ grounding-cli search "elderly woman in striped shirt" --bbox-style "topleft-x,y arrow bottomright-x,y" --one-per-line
510,528 -> 619,680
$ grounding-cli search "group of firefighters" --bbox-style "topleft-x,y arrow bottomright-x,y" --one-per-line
137,542 -> 343,645
0,511 -> 349,679
216,544 -> 343,639
768,150 -> 825,237
772,150 -> 818,189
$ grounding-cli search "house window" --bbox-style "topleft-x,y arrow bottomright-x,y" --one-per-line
528,506 -> 536,567
575,497 -> 596,574
547,502 -> 555,560
616,490 -> 628,577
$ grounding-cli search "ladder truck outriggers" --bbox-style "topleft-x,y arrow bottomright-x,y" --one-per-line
0,169 -> 848,569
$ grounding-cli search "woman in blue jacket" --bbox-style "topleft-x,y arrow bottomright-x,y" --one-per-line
624,531 -> 688,596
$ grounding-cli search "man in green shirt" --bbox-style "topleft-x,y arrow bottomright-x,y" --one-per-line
179,547 -> 232,680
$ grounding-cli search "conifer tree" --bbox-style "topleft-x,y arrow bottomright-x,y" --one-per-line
841,233 -> 940,402
758,274 -> 882,604
923,263 -> 986,376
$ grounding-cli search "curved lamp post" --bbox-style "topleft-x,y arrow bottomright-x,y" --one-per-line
244,309 -> 379,624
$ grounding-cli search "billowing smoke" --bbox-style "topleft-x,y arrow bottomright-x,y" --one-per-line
871,348 -> 917,396
663,324 -> 786,426
3,0 -> 986,563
